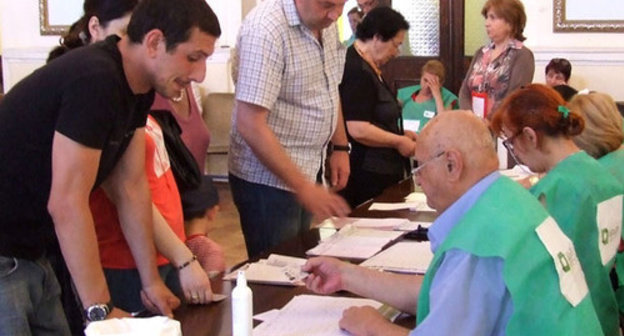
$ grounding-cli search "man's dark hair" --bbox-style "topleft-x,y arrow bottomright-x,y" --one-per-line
356,6 -> 409,42
127,0 -> 221,51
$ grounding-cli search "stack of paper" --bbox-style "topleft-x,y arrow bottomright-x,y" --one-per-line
223,254 -> 307,286
315,217 -> 410,230
253,295 -> 385,336
368,192 -> 436,212
306,225 -> 403,259
360,241 -> 434,274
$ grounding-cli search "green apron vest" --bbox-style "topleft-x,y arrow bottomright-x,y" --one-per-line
417,176 -> 602,335
599,148 -> 624,312
530,151 -> 622,335
397,85 -> 458,133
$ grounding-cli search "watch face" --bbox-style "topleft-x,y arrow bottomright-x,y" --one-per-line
87,305 -> 109,321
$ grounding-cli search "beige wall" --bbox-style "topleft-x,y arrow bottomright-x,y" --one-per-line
522,1 -> 624,100
2,1 -> 623,100
465,0 -> 488,56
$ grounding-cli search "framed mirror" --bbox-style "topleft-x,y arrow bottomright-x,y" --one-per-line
554,0 -> 624,32
39,0 -> 82,35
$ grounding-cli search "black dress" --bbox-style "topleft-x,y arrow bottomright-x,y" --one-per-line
338,46 -> 409,208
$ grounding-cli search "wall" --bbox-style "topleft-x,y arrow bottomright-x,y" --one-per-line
465,0 -> 487,56
523,1 -> 624,100
2,1 -> 624,99
0,0 -> 238,93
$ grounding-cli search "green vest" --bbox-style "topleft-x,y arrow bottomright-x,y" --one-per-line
417,177 -> 602,335
397,85 -> 458,133
530,151 -> 622,336
599,148 -> 624,312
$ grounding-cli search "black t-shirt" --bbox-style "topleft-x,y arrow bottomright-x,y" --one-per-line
0,35 -> 154,260
339,46 -> 405,175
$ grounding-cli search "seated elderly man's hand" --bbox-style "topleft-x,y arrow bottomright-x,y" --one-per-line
302,257 -> 347,295
339,306 -> 392,336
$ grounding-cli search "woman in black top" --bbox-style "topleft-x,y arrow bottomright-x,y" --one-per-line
339,7 -> 416,208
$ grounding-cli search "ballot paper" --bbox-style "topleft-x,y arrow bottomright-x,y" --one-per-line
223,254 -> 308,286
368,197 -> 435,212
306,225 -> 403,259
315,217 -> 410,230
85,316 -> 181,336
253,295 -> 386,336
499,164 -> 535,181
368,202 -> 419,211
360,241 -> 434,274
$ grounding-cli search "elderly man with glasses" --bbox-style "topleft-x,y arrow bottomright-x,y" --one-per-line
303,111 -> 601,336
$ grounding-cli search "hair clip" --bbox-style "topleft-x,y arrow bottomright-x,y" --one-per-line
557,105 -> 569,118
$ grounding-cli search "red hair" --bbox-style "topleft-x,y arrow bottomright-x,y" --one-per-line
491,84 -> 584,139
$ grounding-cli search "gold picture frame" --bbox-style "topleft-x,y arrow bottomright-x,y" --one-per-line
39,0 -> 82,35
553,0 -> 624,33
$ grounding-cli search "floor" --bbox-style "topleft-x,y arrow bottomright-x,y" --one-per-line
208,182 -> 248,267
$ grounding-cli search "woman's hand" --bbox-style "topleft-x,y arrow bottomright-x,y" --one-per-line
179,261 -> 213,305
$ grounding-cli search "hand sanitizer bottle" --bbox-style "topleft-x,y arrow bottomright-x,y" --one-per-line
232,270 -> 252,336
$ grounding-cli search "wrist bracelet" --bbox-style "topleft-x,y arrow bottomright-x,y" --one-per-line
177,255 -> 197,271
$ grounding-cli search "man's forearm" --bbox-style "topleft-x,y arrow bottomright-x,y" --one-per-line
51,200 -> 111,307
343,264 -> 421,314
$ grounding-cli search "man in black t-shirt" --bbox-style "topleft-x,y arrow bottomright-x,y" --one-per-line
0,0 -> 221,333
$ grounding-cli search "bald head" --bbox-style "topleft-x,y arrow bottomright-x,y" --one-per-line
415,111 -> 498,211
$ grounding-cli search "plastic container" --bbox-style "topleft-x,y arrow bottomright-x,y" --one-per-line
231,270 -> 253,336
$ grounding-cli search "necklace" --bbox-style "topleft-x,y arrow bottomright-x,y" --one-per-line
171,89 -> 185,103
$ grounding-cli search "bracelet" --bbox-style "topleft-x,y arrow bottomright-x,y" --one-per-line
177,255 -> 197,271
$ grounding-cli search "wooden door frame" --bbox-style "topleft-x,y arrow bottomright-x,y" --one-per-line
381,0 -> 465,95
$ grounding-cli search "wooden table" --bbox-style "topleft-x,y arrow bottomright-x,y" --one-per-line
175,178 -> 429,335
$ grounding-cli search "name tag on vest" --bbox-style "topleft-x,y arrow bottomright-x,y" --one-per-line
597,195 -> 623,266
535,217 -> 589,307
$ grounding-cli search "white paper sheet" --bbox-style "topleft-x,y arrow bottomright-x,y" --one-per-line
306,225 -> 403,259
85,316 -> 181,336
223,254 -> 308,286
368,202 -> 418,211
315,217 -> 410,230
360,241 -> 433,274
253,295 -> 383,336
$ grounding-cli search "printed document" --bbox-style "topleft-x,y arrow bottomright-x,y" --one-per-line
360,241 -> 433,274
223,254 -> 308,286
306,225 -> 403,259
253,295 -> 383,336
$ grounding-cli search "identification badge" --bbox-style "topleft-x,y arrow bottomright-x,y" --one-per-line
471,91 -> 488,119
423,110 -> 435,119
535,216 -> 589,307
597,195 -> 623,266
403,120 -> 421,133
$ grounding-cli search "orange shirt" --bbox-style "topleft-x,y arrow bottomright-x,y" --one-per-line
91,115 -> 185,269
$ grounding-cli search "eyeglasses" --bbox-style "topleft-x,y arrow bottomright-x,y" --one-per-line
500,131 -> 526,169
501,131 -> 522,153
412,151 -> 446,177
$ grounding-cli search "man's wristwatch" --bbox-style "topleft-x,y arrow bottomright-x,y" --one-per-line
85,301 -> 113,322
330,142 -> 351,154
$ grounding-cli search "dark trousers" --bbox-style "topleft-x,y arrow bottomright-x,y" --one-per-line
229,174 -> 312,259
339,168 -> 403,208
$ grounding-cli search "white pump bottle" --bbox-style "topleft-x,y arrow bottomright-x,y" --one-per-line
231,270 -> 253,336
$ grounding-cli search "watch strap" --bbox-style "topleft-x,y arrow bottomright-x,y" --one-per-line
330,143 -> 351,153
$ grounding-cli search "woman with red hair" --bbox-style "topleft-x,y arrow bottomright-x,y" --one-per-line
491,84 -> 623,336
